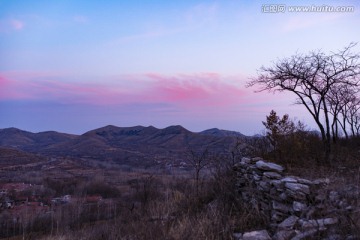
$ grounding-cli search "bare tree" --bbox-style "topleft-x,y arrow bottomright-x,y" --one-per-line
328,84 -> 354,140
247,43 -> 360,162
328,83 -> 360,139
346,96 -> 360,137
186,146 -> 210,196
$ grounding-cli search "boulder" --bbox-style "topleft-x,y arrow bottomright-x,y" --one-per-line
263,171 -> 283,179
293,201 -> 307,212
269,180 -> 282,189
281,177 -> 298,183
256,160 -> 284,173
273,230 -> 296,240
250,157 -> 263,163
285,183 -> 310,195
313,178 -> 330,186
259,181 -> 271,191
233,232 -> 243,240
271,211 -> 287,222
278,215 -> 299,230
291,229 -> 318,240
272,201 -> 292,213
320,217 -> 338,225
286,189 -> 307,201
242,230 -> 271,240
241,157 -> 251,164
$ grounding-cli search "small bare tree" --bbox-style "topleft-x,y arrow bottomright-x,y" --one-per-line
346,96 -> 360,137
186,146 -> 210,196
328,85 -> 354,140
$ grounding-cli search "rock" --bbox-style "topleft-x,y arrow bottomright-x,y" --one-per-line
281,177 -> 298,183
278,215 -> 299,230
263,171 -> 283,179
279,193 -> 288,200
305,207 -> 316,219
315,190 -> 327,202
242,230 -> 271,240
234,162 -> 248,169
329,191 -> 340,203
313,178 -> 330,185
256,160 -> 284,173
233,232 -> 242,240
272,201 -> 292,213
299,218 -> 337,231
346,205 -> 353,211
315,202 -> 326,210
285,183 -> 310,195
291,229 -> 318,240
338,200 -> 349,208
269,180 -> 282,189
259,181 -> 271,191
250,157 -> 263,163
273,230 -> 296,240
269,188 -> 279,197
233,157 -> 354,240
293,201 -> 307,212
241,157 -> 251,163
295,178 -> 313,185
253,173 -> 261,181
299,219 -> 319,229
318,217 -> 338,226
286,189 -> 307,201
271,211 -> 287,222
281,176 -> 313,185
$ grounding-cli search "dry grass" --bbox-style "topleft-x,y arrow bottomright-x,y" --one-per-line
2,136 -> 360,239
14,168 -> 266,240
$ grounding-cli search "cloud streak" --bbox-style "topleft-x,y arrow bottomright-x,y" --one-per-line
107,2 -> 218,45
0,71 -> 247,110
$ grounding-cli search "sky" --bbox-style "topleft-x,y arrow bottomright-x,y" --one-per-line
0,0 -> 359,135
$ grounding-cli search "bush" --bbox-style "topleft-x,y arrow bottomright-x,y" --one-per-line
83,181 -> 121,198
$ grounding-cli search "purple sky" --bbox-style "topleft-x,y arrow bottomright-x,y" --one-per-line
1,1 -> 359,135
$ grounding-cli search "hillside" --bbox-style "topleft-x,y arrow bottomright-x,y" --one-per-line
0,128 -> 77,151
0,147 -> 47,167
0,125 -> 246,168
199,128 -> 246,138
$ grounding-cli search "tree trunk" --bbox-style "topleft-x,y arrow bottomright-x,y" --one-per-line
323,99 -> 332,164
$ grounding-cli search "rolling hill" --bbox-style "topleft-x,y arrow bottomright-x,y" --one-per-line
199,128 -> 246,138
0,125 -> 248,168
0,128 -> 77,151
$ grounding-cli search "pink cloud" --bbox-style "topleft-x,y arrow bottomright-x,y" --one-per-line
0,75 -> 9,86
0,74 -> 35,100
10,19 -> 24,30
141,73 -> 247,108
0,71 -> 249,109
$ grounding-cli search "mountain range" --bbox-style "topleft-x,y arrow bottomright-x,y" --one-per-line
0,125 -> 250,168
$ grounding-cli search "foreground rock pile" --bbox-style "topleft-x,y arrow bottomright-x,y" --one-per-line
233,157 -> 357,240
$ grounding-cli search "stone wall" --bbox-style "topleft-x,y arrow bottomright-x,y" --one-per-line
233,157 -> 356,240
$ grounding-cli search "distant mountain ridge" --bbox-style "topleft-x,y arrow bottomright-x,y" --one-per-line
0,125 -> 248,168
0,127 -> 77,150
199,128 -> 246,138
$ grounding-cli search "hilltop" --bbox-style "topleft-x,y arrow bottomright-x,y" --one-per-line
0,125 -> 249,168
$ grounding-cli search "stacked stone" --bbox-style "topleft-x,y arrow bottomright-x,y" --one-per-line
233,157 -> 353,240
